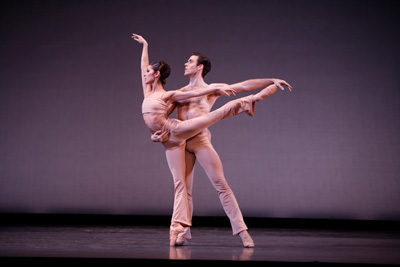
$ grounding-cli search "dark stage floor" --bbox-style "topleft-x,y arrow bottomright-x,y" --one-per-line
0,215 -> 399,265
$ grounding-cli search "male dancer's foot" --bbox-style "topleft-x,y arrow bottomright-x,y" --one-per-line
175,233 -> 188,246
170,225 -> 184,246
239,230 -> 255,248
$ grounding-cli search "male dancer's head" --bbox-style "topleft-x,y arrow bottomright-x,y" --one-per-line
184,52 -> 211,82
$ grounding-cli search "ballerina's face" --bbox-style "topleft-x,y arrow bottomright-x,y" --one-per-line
144,65 -> 158,84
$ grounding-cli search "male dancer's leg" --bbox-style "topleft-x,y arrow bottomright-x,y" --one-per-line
185,149 -> 195,224
180,149 -> 195,240
165,144 -> 191,246
195,144 -> 247,235
174,149 -> 195,245
183,129 -> 247,235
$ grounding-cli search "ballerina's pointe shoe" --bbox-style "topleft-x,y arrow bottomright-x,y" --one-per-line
239,230 -> 255,248
169,225 -> 184,247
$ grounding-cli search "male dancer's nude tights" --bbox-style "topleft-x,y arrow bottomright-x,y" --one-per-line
183,131 -> 247,238
161,95 -> 255,235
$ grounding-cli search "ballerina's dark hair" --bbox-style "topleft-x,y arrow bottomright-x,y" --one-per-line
151,60 -> 171,85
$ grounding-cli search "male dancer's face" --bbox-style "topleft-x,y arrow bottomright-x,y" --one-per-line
184,55 -> 201,77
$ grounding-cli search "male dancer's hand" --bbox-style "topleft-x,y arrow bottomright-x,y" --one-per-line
273,79 -> 293,92
209,83 -> 237,96
216,87 -> 236,97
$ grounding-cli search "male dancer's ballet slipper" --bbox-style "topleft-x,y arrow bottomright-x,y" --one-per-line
169,225 -> 184,246
239,230 -> 255,248
239,95 -> 256,117
175,233 -> 188,246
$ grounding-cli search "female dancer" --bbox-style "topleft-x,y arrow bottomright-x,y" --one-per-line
132,33 -> 281,247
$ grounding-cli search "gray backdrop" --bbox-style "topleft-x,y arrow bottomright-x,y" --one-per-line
1,0 -> 399,221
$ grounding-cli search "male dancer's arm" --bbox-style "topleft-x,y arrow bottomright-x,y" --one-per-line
229,78 -> 292,93
165,103 -> 176,116
165,83 -> 236,102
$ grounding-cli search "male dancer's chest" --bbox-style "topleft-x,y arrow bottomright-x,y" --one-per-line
176,95 -> 215,120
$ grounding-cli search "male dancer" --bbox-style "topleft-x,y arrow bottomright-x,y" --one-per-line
175,52 -> 292,247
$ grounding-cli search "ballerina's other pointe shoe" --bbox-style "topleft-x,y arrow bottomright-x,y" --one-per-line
169,225 -> 184,247
240,95 -> 256,117
239,230 -> 255,248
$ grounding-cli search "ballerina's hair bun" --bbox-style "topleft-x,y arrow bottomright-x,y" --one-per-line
151,60 -> 171,85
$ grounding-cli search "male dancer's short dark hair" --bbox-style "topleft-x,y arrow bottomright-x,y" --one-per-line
192,52 -> 211,78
